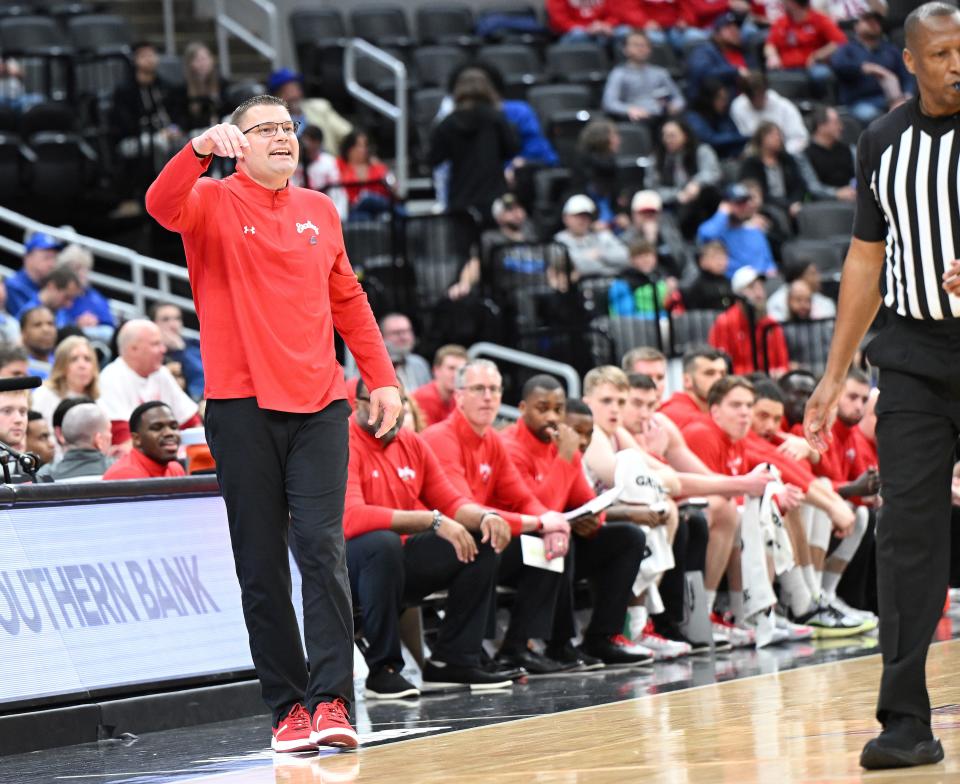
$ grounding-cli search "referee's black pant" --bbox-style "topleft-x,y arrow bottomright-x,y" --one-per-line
346,529 -> 497,673
205,397 -> 354,726
868,315 -> 960,726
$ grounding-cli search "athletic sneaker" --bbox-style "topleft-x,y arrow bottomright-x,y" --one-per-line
710,612 -> 755,648
544,641 -> 605,671
421,659 -> 513,692
652,617 -> 712,655
633,620 -> 692,660
799,602 -> 870,638
828,596 -> 879,628
774,612 -> 815,642
271,703 -> 316,753
364,666 -> 420,700
309,699 -> 359,749
580,634 -> 654,666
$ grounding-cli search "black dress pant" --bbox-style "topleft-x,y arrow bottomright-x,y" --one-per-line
550,522 -> 647,643
498,536 -> 566,643
866,314 -> 960,725
346,529 -> 497,672
205,397 -> 353,725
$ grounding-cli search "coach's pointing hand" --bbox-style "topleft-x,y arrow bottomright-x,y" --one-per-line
369,386 -> 403,438
191,123 -> 250,160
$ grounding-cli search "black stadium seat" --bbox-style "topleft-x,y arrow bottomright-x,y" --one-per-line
412,46 -> 468,89
415,4 -> 477,46
66,14 -> 131,51
28,130 -> 96,203
764,70 -> 814,102
0,16 -> 68,52
20,101 -> 75,135
477,43 -> 544,97
616,122 -> 653,158
527,84 -> 594,125
796,200 -> 856,239
349,5 -> 414,49
545,42 -> 609,87
0,131 -> 31,202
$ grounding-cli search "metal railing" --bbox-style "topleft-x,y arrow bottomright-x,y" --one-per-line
0,206 -> 199,340
213,0 -> 282,77
344,39 -> 408,198
468,342 -> 580,421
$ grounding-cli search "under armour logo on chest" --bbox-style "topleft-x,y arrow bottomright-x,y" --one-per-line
243,226 -> 256,234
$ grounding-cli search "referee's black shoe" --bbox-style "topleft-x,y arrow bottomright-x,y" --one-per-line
860,714 -> 944,770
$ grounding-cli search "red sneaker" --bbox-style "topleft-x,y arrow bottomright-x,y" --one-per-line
271,703 -> 317,753
309,698 -> 359,749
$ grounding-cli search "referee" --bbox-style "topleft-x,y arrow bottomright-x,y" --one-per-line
804,2 -> 960,770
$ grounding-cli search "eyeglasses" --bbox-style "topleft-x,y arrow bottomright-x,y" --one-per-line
463,384 -> 502,396
241,120 -> 301,138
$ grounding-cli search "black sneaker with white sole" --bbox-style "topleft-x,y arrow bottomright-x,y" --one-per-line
421,659 -> 513,692
364,666 -> 420,700
544,641 -> 606,671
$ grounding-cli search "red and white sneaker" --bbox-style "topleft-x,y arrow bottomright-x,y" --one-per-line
634,620 -> 693,661
309,698 -> 359,749
271,703 -> 317,753
710,612 -> 756,648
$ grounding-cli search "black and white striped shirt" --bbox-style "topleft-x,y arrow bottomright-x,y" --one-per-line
854,97 -> 960,320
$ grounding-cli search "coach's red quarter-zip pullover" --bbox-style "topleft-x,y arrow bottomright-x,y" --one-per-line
146,142 -> 396,412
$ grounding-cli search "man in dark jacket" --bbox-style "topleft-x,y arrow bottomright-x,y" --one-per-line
685,13 -> 752,104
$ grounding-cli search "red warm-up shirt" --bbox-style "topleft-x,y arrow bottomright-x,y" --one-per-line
744,430 -> 815,491
708,304 -> 789,376
145,143 -> 397,413
659,391 -> 708,430
102,449 -> 186,481
342,417 -> 471,540
622,0 -> 693,28
812,419 -> 873,488
421,409 -> 548,535
767,10 -> 846,69
413,381 -> 455,427
500,419 -> 596,513
546,0 -> 625,32
682,418 -> 756,477
686,0 -> 731,28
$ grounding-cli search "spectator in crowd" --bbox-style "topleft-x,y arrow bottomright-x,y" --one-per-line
570,119 -> 623,227
796,105 -> 856,202
49,396 -> 94,456
37,402 -> 112,481
149,302 -> 204,400
646,119 -> 723,239
697,183 -> 777,278
685,79 -> 748,159
784,278 -> 815,320
685,12 -> 753,104
168,42 -> 229,134
0,388 -> 28,450
709,266 -> 790,375
6,232 -> 62,317
98,319 -> 200,447
830,10 -> 912,123
299,125 -> 347,220
420,360 -> 584,665
481,193 -> 540,261
501,374 -> 651,668
413,344 -> 468,428
16,266 -> 82,328
379,313 -> 432,392
402,394 -> 427,433
110,41 -> 179,210
813,0 -> 888,22
30,335 -> 100,427
20,306 -> 57,380
602,30 -> 685,122
545,0 -> 631,42
767,258 -> 837,321
164,358 -> 187,392
337,129 -> 396,221
26,410 -> 54,467
731,71 -> 810,154
554,195 -> 630,278
58,244 -> 116,341
271,67 -> 352,142
429,68 -> 518,227
624,0 -> 712,51
764,0 -> 847,95
0,345 -> 27,377
103,401 -> 186,480
608,239 -> 675,319
738,122 -> 808,218
619,190 -> 690,277
343,377 -> 514,696
679,240 -> 736,311
0,280 -> 20,345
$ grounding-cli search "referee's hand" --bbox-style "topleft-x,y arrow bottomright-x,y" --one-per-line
369,386 -> 403,438
803,377 -> 842,453
943,259 -> 960,295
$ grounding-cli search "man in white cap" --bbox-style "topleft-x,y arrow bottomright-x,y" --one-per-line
553,194 -> 629,278
621,189 -> 689,278
708,266 -> 789,376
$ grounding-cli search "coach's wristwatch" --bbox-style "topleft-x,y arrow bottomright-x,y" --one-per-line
431,509 -> 443,532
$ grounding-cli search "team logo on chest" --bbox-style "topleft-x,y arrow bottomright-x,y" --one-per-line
479,463 -> 492,483
296,220 -> 319,235
397,466 -> 417,481
243,225 -> 256,234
